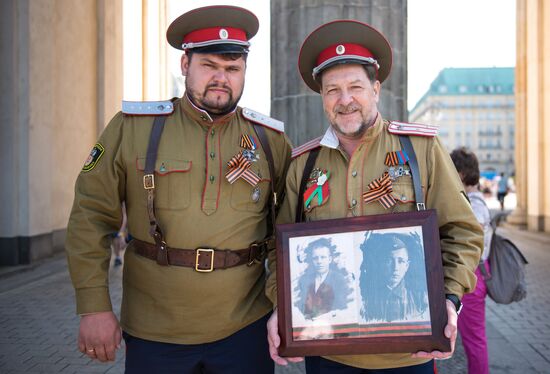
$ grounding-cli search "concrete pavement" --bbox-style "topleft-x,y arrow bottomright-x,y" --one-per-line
0,219 -> 548,373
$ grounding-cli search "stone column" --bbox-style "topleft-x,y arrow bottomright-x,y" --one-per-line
270,0 -> 407,146
509,0 -> 550,232
0,0 -> 123,265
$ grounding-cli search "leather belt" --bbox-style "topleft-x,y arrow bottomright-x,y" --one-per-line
132,238 -> 269,272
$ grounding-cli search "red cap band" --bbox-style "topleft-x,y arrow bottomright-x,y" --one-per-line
316,43 -> 375,67
183,26 -> 247,45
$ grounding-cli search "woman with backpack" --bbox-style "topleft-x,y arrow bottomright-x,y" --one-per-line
450,147 -> 492,374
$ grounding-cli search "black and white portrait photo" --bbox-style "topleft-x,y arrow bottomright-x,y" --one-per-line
359,229 -> 430,323
289,234 -> 357,340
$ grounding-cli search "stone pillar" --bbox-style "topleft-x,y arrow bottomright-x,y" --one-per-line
509,0 -> 550,232
271,0 -> 407,146
0,0 -> 123,265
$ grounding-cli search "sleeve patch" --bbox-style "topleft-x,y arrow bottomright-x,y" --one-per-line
82,143 -> 105,172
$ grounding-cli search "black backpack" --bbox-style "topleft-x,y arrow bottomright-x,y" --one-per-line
479,214 -> 528,304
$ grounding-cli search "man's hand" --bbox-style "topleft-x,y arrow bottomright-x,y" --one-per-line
78,311 -> 122,362
412,299 -> 457,360
267,309 -> 304,365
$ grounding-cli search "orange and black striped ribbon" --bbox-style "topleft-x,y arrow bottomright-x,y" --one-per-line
363,172 -> 396,209
240,134 -> 257,150
384,150 -> 409,166
226,152 -> 260,186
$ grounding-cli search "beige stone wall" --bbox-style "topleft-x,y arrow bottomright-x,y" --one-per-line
511,0 -> 550,232
0,0 -> 122,264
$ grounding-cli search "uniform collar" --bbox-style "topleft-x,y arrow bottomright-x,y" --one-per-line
182,93 -> 237,125
319,112 -> 384,149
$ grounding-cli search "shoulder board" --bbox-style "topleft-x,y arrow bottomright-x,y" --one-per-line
122,100 -> 174,116
242,108 -> 284,133
388,121 -> 438,137
291,136 -> 323,158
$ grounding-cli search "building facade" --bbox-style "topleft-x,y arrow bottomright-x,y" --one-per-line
409,67 -> 515,176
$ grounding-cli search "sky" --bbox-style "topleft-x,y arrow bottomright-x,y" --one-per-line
126,0 -> 516,114
407,0 -> 516,109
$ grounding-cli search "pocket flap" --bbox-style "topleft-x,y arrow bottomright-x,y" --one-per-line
136,157 -> 192,175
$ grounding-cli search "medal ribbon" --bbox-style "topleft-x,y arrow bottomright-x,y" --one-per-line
304,172 -> 330,209
226,152 -> 260,186
240,134 -> 257,150
363,172 -> 397,209
385,150 -> 409,166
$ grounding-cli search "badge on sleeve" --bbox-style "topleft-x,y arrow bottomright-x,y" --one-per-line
82,143 -> 105,172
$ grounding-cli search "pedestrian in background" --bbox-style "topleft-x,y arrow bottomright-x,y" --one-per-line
497,172 -> 509,210
65,5 -> 292,373
451,147 -> 492,374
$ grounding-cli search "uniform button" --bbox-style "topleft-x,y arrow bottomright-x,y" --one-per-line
210,152 -> 215,159
351,171 -> 357,177
211,129 -> 215,136
351,199 -> 357,206
201,115 -> 207,121
209,175 -> 215,183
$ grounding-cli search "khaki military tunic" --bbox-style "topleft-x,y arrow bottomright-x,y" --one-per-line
66,95 -> 292,344
266,114 -> 482,369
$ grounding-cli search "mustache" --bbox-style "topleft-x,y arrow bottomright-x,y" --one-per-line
205,83 -> 232,92
334,103 -> 361,114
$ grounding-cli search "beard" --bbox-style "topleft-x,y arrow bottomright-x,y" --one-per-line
185,80 -> 242,115
328,103 -> 372,138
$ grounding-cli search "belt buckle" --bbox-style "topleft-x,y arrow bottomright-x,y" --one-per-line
195,248 -> 214,272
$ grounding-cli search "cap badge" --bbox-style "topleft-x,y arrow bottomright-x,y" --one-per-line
336,44 -> 346,55
219,28 -> 229,39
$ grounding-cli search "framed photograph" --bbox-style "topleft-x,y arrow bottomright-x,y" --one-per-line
275,209 -> 450,357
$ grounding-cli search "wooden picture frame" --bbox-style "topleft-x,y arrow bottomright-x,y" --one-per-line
275,209 -> 450,356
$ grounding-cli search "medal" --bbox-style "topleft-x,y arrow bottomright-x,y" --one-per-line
385,150 -> 409,166
251,186 -> 261,202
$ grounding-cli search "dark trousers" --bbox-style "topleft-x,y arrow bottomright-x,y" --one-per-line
123,314 -> 273,374
305,356 -> 435,374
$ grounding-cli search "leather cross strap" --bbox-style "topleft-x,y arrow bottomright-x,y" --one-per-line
132,238 -> 269,272
252,124 -> 277,236
144,115 -> 170,265
398,135 -> 425,211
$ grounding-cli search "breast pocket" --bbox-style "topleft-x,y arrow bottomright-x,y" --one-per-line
229,159 -> 270,213
136,157 -> 192,210
391,179 -> 417,212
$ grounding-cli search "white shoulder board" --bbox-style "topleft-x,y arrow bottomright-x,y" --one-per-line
122,100 -> 174,115
388,121 -> 438,137
242,108 -> 284,133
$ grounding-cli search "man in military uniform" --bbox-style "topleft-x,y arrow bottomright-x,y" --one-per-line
66,5 -> 291,373
266,20 -> 483,372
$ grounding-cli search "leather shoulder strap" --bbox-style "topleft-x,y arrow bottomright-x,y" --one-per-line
296,148 -> 320,222
252,124 -> 277,236
144,115 -> 169,265
398,135 -> 425,210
